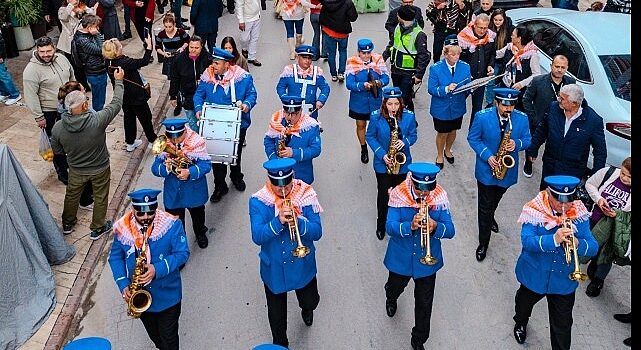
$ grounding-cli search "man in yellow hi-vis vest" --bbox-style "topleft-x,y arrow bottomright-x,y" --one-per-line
383,5 -> 431,111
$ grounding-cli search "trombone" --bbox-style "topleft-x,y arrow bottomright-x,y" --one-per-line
419,197 -> 438,266
281,188 -> 310,258
560,204 -> 587,282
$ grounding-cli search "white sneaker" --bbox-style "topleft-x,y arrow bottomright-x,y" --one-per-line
79,202 -> 94,211
4,94 -> 21,105
0,95 -> 8,102
126,139 -> 143,152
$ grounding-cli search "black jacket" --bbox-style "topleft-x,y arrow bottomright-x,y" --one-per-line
0,34 -> 6,59
190,0 -> 223,34
169,50 -> 212,110
522,73 -> 576,125
319,0 -> 358,34
459,33 -> 495,80
72,31 -> 107,75
106,49 -> 153,105
385,5 -> 424,40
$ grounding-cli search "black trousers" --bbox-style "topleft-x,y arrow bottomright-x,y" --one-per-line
122,103 -> 157,144
264,277 -> 320,347
513,284 -> 575,350
165,205 -> 207,236
140,302 -> 181,350
375,172 -> 406,233
133,16 -> 153,44
226,0 -> 235,11
477,181 -> 508,247
432,29 -> 457,63
197,32 -> 218,54
391,73 -> 415,111
212,127 -> 246,189
385,271 -> 436,345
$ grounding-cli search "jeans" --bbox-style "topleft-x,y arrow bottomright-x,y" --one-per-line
0,62 -> 20,98
172,0 -> 182,24
309,14 -> 324,58
556,0 -> 578,9
284,19 -> 304,38
184,109 -> 199,132
323,33 -> 348,76
483,64 -> 500,105
86,73 -> 108,111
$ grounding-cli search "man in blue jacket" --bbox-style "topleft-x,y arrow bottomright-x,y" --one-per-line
512,175 -> 597,349
151,119 -> 212,249
109,188 -> 190,350
467,88 -> 531,262
249,158 -> 323,348
263,95 -> 322,184
194,47 -> 257,203
527,84 -> 607,190
384,162 -> 455,350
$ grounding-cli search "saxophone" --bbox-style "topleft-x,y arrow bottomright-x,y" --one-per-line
387,113 -> 406,175
127,224 -> 153,318
492,112 -> 515,180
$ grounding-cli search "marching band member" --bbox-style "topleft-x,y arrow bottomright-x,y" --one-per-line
467,87 -> 531,262
276,45 -> 331,121
151,119 -> 212,249
249,158 -> 323,348
384,163 -> 455,350
366,86 -> 417,240
345,38 -> 390,164
108,188 -> 190,350
512,175 -> 597,349
194,47 -> 258,203
264,95 -> 322,185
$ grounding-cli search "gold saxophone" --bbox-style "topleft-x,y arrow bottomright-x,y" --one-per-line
282,188 -> 310,258
419,197 -> 438,265
127,224 -> 153,318
492,112 -> 515,180
560,205 -> 588,282
386,114 -> 406,175
151,135 -> 193,176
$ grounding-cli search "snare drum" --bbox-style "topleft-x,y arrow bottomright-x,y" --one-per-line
199,103 -> 242,165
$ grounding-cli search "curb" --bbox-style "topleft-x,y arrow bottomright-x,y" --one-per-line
43,79 -> 171,350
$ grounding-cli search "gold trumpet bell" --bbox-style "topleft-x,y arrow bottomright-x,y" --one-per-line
293,246 -> 310,258
569,271 -> 588,282
420,255 -> 438,265
127,289 -> 152,318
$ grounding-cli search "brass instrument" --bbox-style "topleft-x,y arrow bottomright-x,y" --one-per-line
492,112 -> 515,180
419,197 -> 438,265
367,70 -> 382,98
277,123 -> 291,157
127,224 -> 153,318
152,135 -> 193,175
282,188 -> 310,258
560,205 -> 588,282
386,114 -> 406,175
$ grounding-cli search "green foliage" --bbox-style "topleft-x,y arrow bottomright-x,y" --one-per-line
5,0 -> 42,27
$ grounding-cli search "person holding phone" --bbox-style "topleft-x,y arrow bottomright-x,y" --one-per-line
123,0 -> 155,49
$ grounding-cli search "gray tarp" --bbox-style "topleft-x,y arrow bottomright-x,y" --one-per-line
0,144 -> 76,350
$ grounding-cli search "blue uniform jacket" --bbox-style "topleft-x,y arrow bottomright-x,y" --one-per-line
109,217 -> 190,312
249,197 -> 322,294
276,65 -> 331,119
467,107 -> 531,188
515,220 -> 598,295
366,110 -> 417,174
193,74 -> 258,129
263,122 -> 322,185
345,68 -> 390,115
151,156 -> 211,209
385,206 -> 455,278
427,59 -> 471,121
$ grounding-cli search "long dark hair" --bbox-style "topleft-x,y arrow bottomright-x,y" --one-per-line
490,9 -> 511,50
381,97 -> 405,120
220,36 -> 240,64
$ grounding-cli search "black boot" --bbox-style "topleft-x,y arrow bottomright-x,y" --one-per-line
360,144 -> 369,164
301,309 -> 313,326
475,244 -> 488,262
585,277 -> 604,297
385,299 -> 397,317
411,338 -> 425,350
513,323 -> 527,344
614,312 -> 632,323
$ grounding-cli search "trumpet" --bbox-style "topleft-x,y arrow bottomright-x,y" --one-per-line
282,188 -> 310,258
560,205 -> 588,282
277,123 -> 291,157
127,224 -> 153,318
152,135 -> 193,176
419,197 -> 438,265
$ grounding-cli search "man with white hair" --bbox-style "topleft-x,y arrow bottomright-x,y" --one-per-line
50,67 -> 125,240
527,83 -> 607,190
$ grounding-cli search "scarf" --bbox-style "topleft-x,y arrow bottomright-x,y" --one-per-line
388,174 -> 450,210
280,64 -> 324,79
510,41 -> 538,71
252,179 -> 323,217
158,127 -> 210,161
457,24 -> 496,53
345,53 -> 388,76
265,110 -> 319,139
113,209 -> 178,259
201,64 -> 247,93
282,0 -> 302,16
518,191 -> 590,230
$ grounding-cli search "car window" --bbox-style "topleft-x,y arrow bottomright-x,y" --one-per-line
526,20 -> 592,83
600,55 -> 631,102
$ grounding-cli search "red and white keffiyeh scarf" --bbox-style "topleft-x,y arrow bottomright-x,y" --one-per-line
252,179 -> 323,216
201,64 -> 248,93
158,128 -> 209,161
518,191 -> 590,230
457,24 -> 496,53
281,0 -> 302,16
510,41 -> 539,71
114,209 -> 178,259
265,110 -> 319,139
345,53 -> 388,76
280,64 -> 324,79
388,174 -> 450,211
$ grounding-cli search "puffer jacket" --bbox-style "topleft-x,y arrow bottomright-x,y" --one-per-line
72,31 -> 107,75
591,210 -> 631,264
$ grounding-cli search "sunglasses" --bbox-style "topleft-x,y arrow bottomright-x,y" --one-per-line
134,210 -> 155,217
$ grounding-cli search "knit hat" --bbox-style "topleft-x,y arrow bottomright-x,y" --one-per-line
397,6 -> 415,21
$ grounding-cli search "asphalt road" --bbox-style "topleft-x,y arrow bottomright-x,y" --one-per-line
78,3 -> 631,349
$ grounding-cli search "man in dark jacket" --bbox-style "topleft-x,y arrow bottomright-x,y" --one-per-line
319,0 -> 358,82
527,84 -> 607,190
169,36 -> 212,132
190,0 -> 224,53
383,5 -> 430,111
426,0 -> 472,63
385,0 -> 424,41
522,55 -> 575,177
73,15 -> 108,110
458,13 -> 495,127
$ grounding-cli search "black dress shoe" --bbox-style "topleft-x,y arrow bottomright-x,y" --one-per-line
209,187 -> 229,203
435,161 -> 444,170
376,229 -> 385,240
232,179 -> 246,191
513,324 -> 527,344
301,309 -> 313,326
385,299 -> 397,317
241,49 -> 248,58
475,244 -> 488,262
248,59 -> 262,67
178,24 -> 191,30
623,337 -> 631,347
444,151 -> 454,164
585,277 -> 603,297
180,18 -> 188,22
196,233 -> 209,248
411,338 -> 425,350
491,218 -> 499,233
614,312 -> 632,324
360,149 -> 369,164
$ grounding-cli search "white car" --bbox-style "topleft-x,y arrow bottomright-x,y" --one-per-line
507,8 -> 631,168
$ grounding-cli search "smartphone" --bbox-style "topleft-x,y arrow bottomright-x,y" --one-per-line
108,65 -> 117,74
144,27 -> 150,39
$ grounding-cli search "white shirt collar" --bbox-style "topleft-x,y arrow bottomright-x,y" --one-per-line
564,107 -> 582,136
446,61 -> 456,71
